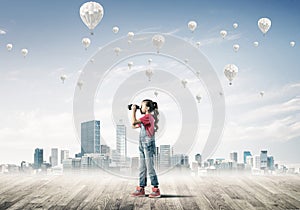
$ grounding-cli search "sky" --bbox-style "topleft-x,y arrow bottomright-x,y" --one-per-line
0,0 -> 299,166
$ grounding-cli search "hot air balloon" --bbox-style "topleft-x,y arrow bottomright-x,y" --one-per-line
82,38 -> 91,50
260,91 -> 264,97
224,64 -> 238,85
77,81 -> 84,90
127,32 -> 134,44
128,61 -> 133,70
290,41 -> 296,47
220,30 -> 227,39
233,23 -> 238,29
112,26 -> 119,34
145,68 -> 153,81
196,94 -> 202,103
253,41 -> 259,47
21,48 -> 28,58
188,20 -> 197,32
258,17 -> 271,35
152,34 -> 165,53
80,1 -> 104,35
181,79 -> 188,88
196,42 -> 201,48
148,58 -> 152,65
154,91 -> 158,97
60,75 -> 67,83
233,44 -> 240,52
6,44 -> 13,51
114,47 -> 121,56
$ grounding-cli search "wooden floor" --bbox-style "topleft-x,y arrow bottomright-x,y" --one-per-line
0,172 -> 299,210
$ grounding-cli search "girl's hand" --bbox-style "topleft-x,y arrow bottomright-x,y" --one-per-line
132,104 -> 137,112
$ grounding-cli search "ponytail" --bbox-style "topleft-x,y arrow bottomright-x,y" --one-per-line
153,103 -> 159,132
142,99 -> 159,132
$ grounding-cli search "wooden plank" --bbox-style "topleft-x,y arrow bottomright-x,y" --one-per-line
239,176 -> 299,210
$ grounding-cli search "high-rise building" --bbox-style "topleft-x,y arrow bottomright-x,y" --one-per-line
254,155 -> 260,169
246,156 -> 253,167
243,151 -> 252,164
267,156 -> 274,170
51,148 -> 58,167
260,150 -> 268,170
81,120 -> 100,155
195,154 -> 202,167
61,150 -> 70,164
116,120 -> 127,162
230,152 -> 238,162
159,145 -> 171,170
34,148 -> 43,169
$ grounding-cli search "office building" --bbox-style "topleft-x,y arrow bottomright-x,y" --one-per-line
159,145 -> 171,170
51,148 -> 58,167
61,150 -> 70,164
243,151 -> 252,164
34,148 -> 43,169
81,120 -> 100,155
230,152 -> 238,162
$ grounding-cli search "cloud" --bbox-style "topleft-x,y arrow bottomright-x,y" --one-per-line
199,33 -> 242,46
0,110 -> 79,164
222,82 -> 300,144
0,29 -> 6,35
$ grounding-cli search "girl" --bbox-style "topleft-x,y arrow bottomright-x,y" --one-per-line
131,99 -> 160,198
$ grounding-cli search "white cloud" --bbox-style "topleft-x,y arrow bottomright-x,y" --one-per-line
0,29 -> 6,35
0,110 -> 79,164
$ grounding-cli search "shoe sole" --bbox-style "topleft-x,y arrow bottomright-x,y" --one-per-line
149,195 -> 161,198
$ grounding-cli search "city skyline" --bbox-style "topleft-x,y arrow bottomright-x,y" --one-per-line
0,0 -> 299,165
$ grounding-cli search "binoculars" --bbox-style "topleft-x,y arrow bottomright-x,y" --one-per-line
128,104 -> 140,110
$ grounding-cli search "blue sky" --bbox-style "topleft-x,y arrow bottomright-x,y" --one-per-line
0,0 -> 299,166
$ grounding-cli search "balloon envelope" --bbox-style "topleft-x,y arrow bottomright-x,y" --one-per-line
112,26 -> 119,34
233,44 -> 240,52
224,64 -> 238,85
258,17 -> 271,35
80,1 -> 104,35
233,23 -> 238,29
152,34 -> 165,53
220,30 -> 227,39
188,20 -> 197,32
21,48 -> 28,57
290,41 -> 295,47
82,38 -> 91,49
6,44 -> 13,51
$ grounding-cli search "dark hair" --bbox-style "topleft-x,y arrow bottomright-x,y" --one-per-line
142,99 -> 159,132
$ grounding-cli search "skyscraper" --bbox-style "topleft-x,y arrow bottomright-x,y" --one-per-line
195,153 -> 202,167
243,151 -> 252,164
81,120 -> 100,155
116,120 -> 127,162
61,150 -> 70,164
230,152 -> 238,162
267,156 -> 274,170
260,150 -> 268,170
34,148 -> 43,169
51,148 -> 58,167
159,145 -> 171,170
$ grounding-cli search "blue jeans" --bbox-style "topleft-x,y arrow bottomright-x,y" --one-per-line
139,124 -> 159,187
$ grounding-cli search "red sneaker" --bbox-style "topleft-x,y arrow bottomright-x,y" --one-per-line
149,187 -> 161,198
131,186 -> 145,197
